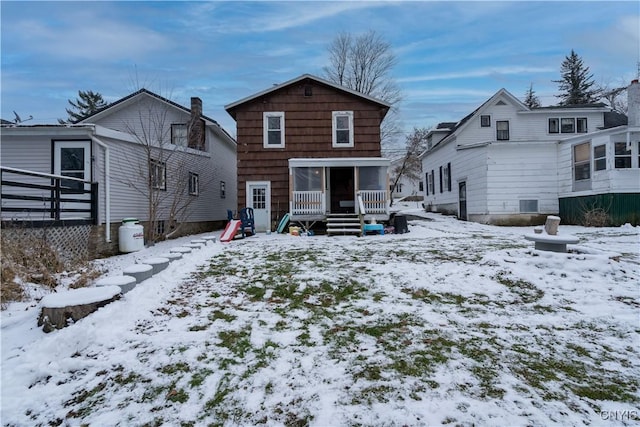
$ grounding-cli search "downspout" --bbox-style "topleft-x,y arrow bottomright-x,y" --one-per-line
92,135 -> 111,242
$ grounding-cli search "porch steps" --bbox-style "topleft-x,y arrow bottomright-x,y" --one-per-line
326,214 -> 362,236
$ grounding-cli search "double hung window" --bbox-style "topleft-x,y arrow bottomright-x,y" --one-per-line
263,112 -> 285,148
332,111 -> 354,147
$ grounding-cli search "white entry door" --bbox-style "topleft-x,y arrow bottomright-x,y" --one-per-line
246,181 -> 271,232
53,140 -> 92,218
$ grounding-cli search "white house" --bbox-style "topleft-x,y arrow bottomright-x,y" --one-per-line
420,83 -> 637,226
1,89 -> 237,256
389,156 -> 423,201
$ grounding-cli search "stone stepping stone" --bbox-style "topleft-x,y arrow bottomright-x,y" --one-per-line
139,257 -> 170,275
170,246 -> 192,254
160,252 -> 182,262
38,286 -> 121,333
122,264 -> 153,283
191,239 -> 207,245
96,275 -> 137,294
184,243 -> 203,249
202,236 -> 217,244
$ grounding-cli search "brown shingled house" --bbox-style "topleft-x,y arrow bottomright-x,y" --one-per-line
225,74 -> 392,234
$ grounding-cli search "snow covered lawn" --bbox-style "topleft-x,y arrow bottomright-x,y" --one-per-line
2,211 -> 639,426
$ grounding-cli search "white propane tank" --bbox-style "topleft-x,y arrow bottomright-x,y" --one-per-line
119,218 -> 144,253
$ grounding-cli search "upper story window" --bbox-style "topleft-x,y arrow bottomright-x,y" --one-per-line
614,142 -> 631,169
172,124 -> 188,146
576,117 -> 588,133
561,118 -> 575,133
332,111 -> 354,148
480,115 -> 491,127
263,112 -> 285,148
549,117 -> 587,134
496,120 -> 509,140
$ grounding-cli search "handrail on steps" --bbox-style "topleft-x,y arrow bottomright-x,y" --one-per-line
357,192 -> 366,236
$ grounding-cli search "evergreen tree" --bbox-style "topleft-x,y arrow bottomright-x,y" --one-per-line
58,90 -> 106,124
523,83 -> 541,108
553,50 -> 600,105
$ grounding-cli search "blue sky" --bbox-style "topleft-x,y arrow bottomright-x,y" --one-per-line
1,1 -> 639,144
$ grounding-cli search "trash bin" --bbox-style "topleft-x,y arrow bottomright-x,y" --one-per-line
394,215 -> 409,234
119,218 -> 144,253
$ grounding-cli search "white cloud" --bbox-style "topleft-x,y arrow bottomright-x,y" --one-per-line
10,13 -> 171,62
397,66 -> 556,84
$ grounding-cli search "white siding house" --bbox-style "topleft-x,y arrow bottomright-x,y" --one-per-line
389,157 -> 422,201
1,89 -> 237,255
420,85 -> 636,225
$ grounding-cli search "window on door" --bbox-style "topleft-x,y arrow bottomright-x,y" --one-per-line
252,187 -> 266,209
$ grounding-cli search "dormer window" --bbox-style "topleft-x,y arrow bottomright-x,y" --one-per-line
332,111 -> 354,147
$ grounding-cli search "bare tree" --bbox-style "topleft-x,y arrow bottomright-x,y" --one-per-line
598,78 -> 628,114
115,92 -> 212,243
324,30 -> 403,148
389,127 -> 429,206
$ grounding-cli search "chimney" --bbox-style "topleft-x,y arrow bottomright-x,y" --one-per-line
188,97 -> 205,150
629,79 -> 640,128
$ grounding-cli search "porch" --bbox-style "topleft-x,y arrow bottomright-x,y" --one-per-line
288,158 -> 391,223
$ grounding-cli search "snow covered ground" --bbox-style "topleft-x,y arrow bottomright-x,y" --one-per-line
2,208 -> 639,426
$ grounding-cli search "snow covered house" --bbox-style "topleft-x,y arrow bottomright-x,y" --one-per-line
420,83 -> 637,225
1,89 -> 237,257
225,74 -> 392,234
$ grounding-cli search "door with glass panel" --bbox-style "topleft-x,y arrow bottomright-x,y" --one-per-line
53,140 -> 92,219
246,181 -> 270,232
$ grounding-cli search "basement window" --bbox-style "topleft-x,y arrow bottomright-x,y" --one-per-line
519,200 -> 538,213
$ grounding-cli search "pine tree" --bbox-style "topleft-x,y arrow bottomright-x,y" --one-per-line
523,83 -> 541,108
553,50 -> 600,105
58,90 -> 106,124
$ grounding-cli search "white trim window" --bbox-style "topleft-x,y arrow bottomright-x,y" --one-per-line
496,120 -> 509,141
263,112 -> 285,148
480,115 -> 491,127
150,159 -> 166,190
573,142 -> 591,182
171,124 -> 188,146
614,142 -> 631,169
332,111 -> 354,147
593,145 -> 606,171
189,172 -> 199,196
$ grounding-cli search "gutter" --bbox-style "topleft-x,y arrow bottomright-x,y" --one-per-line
91,135 -> 111,242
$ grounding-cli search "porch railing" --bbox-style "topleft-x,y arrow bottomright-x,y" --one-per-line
291,190 -> 325,215
1,166 -> 98,224
359,190 -> 387,214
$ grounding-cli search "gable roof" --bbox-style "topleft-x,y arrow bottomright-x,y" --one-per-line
78,88 -> 235,143
224,73 -> 392,119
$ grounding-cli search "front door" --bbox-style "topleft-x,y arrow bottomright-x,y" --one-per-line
53,140 -> 92,219
246,181 -> 270,232
329,167 -> 355,213
458,181 -> 467,221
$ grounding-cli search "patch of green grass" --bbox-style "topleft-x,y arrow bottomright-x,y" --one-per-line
208,310 -> 237,322
494,272 -> 544,304
188,324 -> 209,332
189,369 -> 213,388
166,387 -> 189,403
159,362 -> 190,375
218,328 -> 252,358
